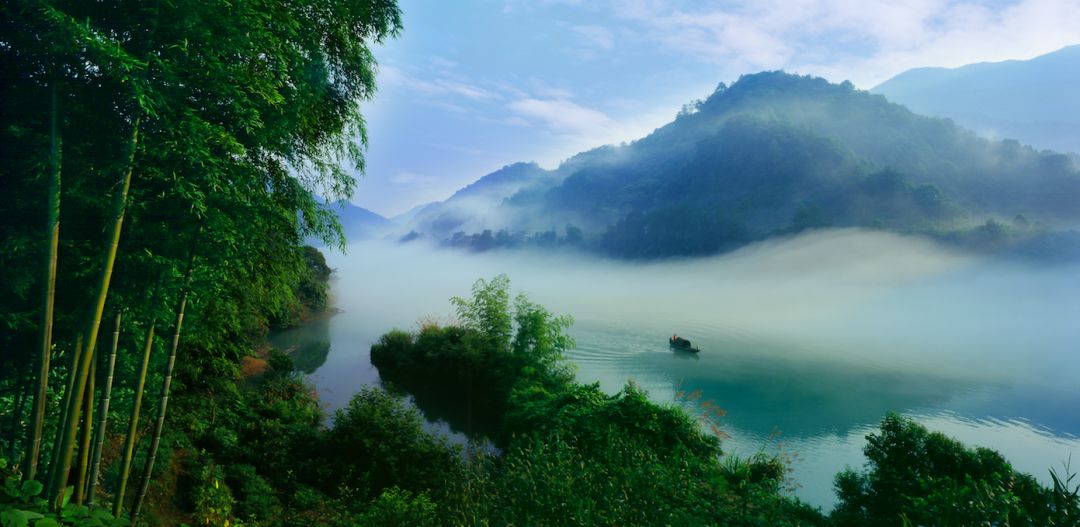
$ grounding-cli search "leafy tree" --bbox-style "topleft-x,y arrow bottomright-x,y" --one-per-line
832,413 -> 1067,526
450,275 -> 512,351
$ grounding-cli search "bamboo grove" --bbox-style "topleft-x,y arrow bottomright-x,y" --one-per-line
0,0 -> 402,523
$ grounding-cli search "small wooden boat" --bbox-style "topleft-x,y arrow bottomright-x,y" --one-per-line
669,336 -> 700,353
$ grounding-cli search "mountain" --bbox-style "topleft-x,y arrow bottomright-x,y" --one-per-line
400,71 -> 1080,259
390,201 -> 438,224
405,162 -> 561,239
874,45 -> 1080,154
327,200 -> 393,241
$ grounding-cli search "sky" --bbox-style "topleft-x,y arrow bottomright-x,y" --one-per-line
350,0 -> 1080,217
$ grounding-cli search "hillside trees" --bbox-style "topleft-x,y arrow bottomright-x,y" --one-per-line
405,72 -> 1080,260
0,0 -> 400,519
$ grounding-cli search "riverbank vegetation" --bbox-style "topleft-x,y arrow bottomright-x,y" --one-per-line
1,0 -> 401,524
367,276 -> 1080,526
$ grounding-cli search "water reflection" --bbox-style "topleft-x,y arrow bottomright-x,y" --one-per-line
380,376 -> 501,440
566,323 -> 1080,509
268,316 -> 332,374
292,237 -> 1080,510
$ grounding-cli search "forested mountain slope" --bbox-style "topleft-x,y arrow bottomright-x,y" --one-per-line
403,72 -> 1080,259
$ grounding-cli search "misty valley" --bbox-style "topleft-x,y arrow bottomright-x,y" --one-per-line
5,2 -> 1080,524
276,232 -> 1080,510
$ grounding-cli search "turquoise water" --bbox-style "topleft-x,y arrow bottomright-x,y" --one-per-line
276,233 -> 1080,510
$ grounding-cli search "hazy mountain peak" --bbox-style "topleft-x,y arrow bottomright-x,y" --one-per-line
874,45 -> 1080,153
325,200 -> 393,241
447,161 -> 549,202
403,70 -> 1080,260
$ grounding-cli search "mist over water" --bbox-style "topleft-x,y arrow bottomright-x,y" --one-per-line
279,228 -> 1080,509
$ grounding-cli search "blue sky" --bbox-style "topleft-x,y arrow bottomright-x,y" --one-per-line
351,0 -> 1080,217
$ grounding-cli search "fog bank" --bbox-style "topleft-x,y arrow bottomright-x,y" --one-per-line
329,228 -> 1080,385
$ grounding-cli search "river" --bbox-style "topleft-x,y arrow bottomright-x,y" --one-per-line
271,230 -> 1080,510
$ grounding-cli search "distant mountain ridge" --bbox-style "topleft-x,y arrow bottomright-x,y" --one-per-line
874,45 -> 1080,154
326,200 -> 393,241
406,161 -> 560,239
398,71 -> 1080,260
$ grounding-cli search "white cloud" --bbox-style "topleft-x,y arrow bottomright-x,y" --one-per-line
380,64 -> 498,100
506,94 -> 687,167
592,0 -> 1080,86
508,97 -> 614,135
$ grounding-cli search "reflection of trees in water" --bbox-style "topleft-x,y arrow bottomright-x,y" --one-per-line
378,374 -> 500,442
269,317 -> 332,374
292,340 -> 331,374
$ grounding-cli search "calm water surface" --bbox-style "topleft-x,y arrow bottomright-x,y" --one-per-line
273,233 -> 1080,510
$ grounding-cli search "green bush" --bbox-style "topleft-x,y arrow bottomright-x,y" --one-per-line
191,464 -> 235,527
314,388 -> 462,502
360,487 -> 438,527
226,464 -> 280,526
832,413 -> 1070,526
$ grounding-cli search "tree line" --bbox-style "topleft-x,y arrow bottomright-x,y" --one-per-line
0,0 -> 400,523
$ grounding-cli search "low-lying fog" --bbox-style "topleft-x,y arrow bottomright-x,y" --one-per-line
332,228 -> 1078,382
284,228 -> 1080,509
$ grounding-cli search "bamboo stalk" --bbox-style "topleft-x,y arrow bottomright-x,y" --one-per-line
27,79 -> 62,483
112,318 -> 156,518
75,353 -> 95,504
50,116 -> 140,503
87,312 -> 121,507
47,335 -> 81,495
131,251 -> 196,522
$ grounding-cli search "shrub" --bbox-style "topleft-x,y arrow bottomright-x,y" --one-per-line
832,413 -> 1064,526
314,388 -> 462,502
360,487 -> 438,527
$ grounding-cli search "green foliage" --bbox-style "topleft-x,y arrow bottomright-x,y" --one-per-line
273,246 -> 333,329
225,465 -> 279,527
265,350 -> 294,379
359,487 -> 438,527
505,382 -> 720,460
313,388 -> 461,503
0,457 -> 130,527
484,430 -> 718,525
190,464 -> 233,527
3,0 -> 401,516
450,275 -> 512,351
373,276 -> 576,441
832,413 -> 1075,526
372,277 -> 822,526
